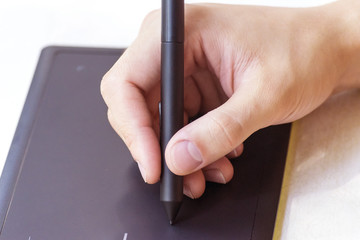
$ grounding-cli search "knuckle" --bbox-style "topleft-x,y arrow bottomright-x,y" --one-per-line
101,66 -> 125,106
100,70 -> 114,100
146,9 -> 161,19
141,9 -> 161,29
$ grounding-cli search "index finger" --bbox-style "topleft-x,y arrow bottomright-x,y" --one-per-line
100,12 -> 162,184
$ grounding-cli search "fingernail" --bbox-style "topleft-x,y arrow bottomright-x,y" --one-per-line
233,149 -> 238,157
183,184 -> 195,199
228,144 -> 244,159
171,141 -> 203,173
204,169 -> 227,184
137,163 -> 147,183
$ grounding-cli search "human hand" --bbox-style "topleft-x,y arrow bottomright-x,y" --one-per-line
101,1 -> 360,198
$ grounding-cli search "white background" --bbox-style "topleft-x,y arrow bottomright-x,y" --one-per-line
0,0 -> 334,176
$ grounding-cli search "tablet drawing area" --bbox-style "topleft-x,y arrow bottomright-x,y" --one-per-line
0,47 -> 291,240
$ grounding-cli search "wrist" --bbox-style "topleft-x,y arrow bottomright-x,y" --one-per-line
321,0 -> 360,92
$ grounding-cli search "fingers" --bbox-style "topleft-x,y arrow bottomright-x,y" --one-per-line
102,71 -> 161,183
101,9 -> 210,185
183,156 -> 235,199
184,76 -> 202,117
107,109 -> 161,184
101,13 -> 163,184
226,144 -> 244,159
183,170 -> 205,199
203,157 -> 234,184
165,87 -> 271,176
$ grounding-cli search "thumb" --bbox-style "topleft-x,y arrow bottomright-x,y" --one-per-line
165,89 -> 272,176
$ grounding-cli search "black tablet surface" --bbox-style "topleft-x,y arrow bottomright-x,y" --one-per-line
0,46 -> 291,239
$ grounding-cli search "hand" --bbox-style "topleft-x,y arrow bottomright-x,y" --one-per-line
101,1 -> 360,198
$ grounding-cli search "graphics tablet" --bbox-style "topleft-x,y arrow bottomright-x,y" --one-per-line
0,46 -> 291,239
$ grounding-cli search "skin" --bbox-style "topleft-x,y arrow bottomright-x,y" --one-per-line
101,0 -> 360,199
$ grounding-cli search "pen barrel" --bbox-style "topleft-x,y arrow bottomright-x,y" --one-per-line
162,0 -> 184,43
160,41 -> 184,203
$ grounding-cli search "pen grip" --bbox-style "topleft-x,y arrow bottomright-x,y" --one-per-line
160,42 -> 184,202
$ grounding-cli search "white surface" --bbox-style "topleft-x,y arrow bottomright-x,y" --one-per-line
279,90 -> 360,240
3,1 -> 354,239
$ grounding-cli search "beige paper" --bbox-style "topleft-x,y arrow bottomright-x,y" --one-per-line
275,89 -> 360,240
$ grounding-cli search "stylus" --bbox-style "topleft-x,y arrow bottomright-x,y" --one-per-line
160,0 -> 184,225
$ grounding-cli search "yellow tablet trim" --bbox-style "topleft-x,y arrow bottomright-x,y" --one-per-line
273,122 -> 299,240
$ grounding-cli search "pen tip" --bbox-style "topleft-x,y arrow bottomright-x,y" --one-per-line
162,201 -> 182,225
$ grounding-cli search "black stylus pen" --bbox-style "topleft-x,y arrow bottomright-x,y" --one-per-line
160,0 -> 184,225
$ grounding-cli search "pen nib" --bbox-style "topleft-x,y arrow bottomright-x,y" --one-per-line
162,201 -> 182,225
